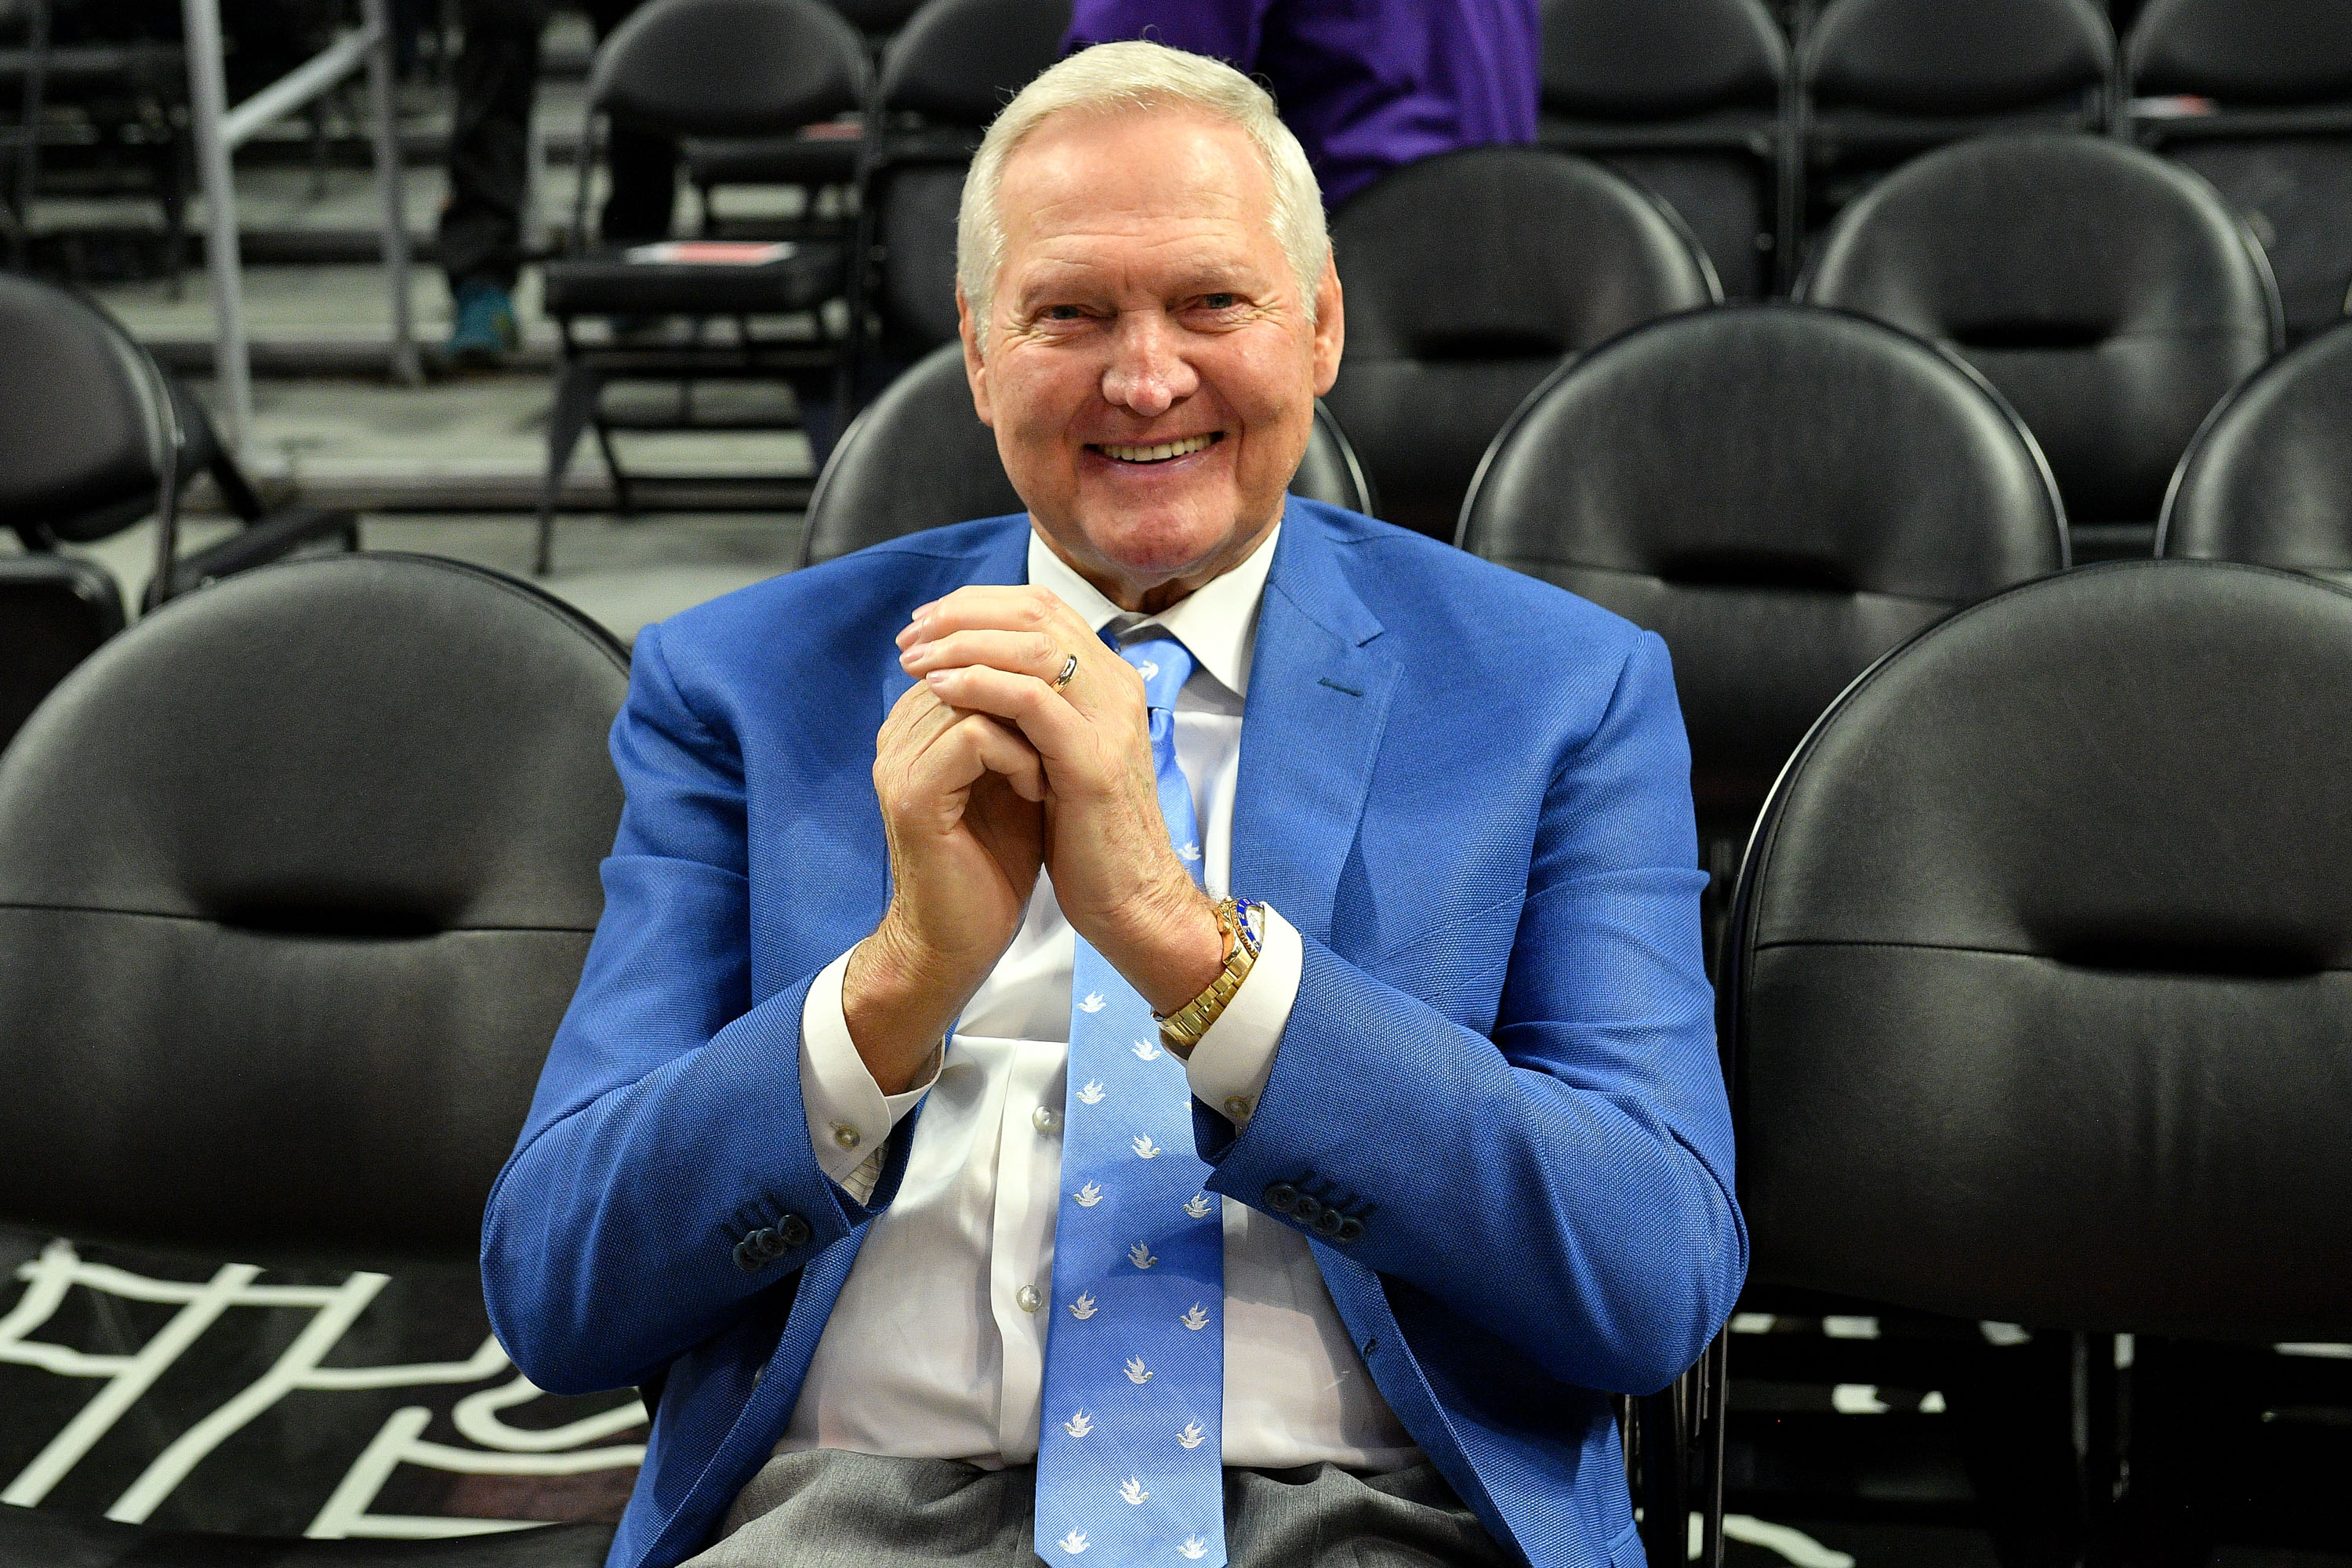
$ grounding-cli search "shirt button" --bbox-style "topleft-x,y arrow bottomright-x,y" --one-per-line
1017,1284 -> 1043,1312
1033,1105 -> 1062,1134
832,1123 -> 861,1150
1223,1095 -> 1253,1121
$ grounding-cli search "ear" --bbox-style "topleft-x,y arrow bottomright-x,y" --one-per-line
958,287 -> 995,428
1309,256 -> 1344,397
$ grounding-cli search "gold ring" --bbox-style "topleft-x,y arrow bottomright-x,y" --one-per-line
1053,653 -> 1079,691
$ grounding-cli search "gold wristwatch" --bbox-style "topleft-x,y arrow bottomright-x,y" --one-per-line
1154,896 -> 1261,1057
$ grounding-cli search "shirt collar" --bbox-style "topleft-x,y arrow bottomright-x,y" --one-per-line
1023,519 -> 1280,702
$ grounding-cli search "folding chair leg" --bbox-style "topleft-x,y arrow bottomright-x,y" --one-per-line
593,414 -> 633,517
1696,1334 -> 1729,1568
541,358 -> 603,575
1638,1375 -> 1690,1567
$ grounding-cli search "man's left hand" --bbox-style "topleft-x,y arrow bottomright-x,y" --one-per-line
898,584 -> 1225,1015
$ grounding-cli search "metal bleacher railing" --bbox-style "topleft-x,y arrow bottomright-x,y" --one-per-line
177,0 -> 419,455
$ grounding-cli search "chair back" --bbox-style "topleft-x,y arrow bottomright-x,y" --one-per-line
2128,0 -> 2352,343
1543,0 -> 1783,121
2159,318 -> 2352,584
2129,0 -> 2352,105
1726,561 -> 2352,1342
802,343 -> 1375,567
0,271 -> 177,547
0,555 -> 630,1268
1459,303 -> 2063,851
1799,0 -> 2113,238
590,0 -> 869,137
877,0 -> 1069,124
1538,0 -> 1788,296
854,0 -> 1071,365
1806,0 -> 2112,119
1326,147 -> 1719,541
1801,132 -> 2279,552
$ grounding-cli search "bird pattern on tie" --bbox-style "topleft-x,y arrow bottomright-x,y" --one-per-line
1036,634 -> 1227,1568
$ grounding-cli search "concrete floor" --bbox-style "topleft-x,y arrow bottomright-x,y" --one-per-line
64,510 -> 802,646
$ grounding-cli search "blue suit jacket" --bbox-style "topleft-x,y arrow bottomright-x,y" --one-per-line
483,500 -> 1744,1568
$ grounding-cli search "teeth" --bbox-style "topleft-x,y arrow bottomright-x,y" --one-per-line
1101,434 -> 1215,463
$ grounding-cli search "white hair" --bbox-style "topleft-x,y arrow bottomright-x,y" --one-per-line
956,39 -> 1330,350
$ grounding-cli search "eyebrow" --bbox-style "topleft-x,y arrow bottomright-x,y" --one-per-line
1011,261 -> 1272,314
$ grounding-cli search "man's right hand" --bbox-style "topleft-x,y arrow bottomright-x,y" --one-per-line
844,681 -> 1046,1092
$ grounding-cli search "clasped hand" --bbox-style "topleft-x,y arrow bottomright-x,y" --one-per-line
842,585 -> 1225,1091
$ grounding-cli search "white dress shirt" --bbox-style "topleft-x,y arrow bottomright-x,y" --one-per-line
779,522 -> 1420,1473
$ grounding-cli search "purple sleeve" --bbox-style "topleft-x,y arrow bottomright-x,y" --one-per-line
1063,0 -> 1274,63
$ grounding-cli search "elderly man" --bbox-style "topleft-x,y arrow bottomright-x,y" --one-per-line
484,40 -> 1741,1568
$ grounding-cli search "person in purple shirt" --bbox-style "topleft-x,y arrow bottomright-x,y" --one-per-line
1064,0 -> 1541,208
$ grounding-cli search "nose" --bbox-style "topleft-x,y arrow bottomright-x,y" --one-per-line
1099,310 -> 1200,419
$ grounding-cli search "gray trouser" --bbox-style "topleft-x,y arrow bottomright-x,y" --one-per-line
681,1450 -> 1515,1567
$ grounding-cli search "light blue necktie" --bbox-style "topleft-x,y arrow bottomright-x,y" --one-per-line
1036,634 -> 1226,1567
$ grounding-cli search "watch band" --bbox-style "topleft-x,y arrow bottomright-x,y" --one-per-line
1155,896 -> 1261,1056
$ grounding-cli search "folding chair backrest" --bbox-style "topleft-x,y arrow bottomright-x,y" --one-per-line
0,271 -> 176,547
590,0 -> 870,138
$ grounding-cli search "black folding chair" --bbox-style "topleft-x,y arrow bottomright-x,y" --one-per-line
537,0 -> 872,573
0,553 -> 630,1566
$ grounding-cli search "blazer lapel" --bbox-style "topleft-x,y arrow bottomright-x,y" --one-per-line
1232,504 -> 1401,945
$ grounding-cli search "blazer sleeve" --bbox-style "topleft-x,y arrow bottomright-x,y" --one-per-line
481,622 -> 902,1397
1200,630 -> 1744,1396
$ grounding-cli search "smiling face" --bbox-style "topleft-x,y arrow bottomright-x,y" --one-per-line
960,105 -> 1344,613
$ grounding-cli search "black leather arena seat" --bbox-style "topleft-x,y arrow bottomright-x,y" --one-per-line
1537,0 -> 1790,296
1799,0 -> 2114,231
2127,0 -> 2352,345
2159,316 -> 2352,583
1326,146 -> 1719,542
0,555 -> 123,756
800,341 -> 1377,567
1800,132 -> 2281,561
1458,303 -> 2064,896
0,553 -> 628,1565
1725,559 -> 2352,1344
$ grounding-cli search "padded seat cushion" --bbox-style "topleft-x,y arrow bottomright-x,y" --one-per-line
541,242 -> 846,317
1733,561 -> 2352,1341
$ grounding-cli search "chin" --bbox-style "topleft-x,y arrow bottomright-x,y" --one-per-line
1074,495 -> 1249,580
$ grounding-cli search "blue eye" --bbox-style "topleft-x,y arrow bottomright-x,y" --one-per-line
1202,294 -> 1239,310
